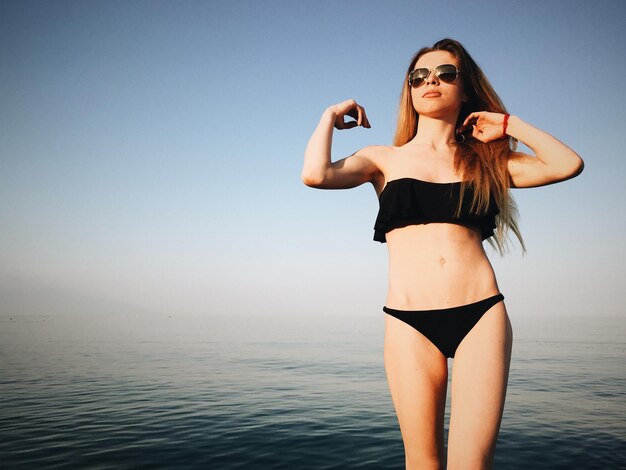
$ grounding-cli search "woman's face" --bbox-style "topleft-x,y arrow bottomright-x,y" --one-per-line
410,50 -> 466,119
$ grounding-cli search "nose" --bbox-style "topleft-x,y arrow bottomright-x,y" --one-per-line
424,69 -> 439,85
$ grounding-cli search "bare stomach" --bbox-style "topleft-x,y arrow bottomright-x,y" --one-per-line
385,223 -> 500,310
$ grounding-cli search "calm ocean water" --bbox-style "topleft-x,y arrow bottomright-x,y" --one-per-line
1,311 -> 625,469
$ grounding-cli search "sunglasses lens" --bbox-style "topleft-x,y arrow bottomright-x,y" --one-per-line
409,65 -> 458,86
409,68 -> 429,87
437,65 -> 458,83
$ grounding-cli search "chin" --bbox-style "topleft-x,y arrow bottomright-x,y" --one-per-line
415,107 -> 460,120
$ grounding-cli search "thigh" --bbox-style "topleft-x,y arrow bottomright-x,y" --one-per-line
447,301 -> 513,469
384,315 -> 449,467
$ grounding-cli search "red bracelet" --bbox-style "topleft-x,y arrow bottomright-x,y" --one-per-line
502,113 -> 510,138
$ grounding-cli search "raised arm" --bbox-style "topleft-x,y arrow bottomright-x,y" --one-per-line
301,99 -> 380,189
462,112 -> 584,188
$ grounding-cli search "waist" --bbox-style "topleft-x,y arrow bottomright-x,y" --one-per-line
385,225 -> 499,309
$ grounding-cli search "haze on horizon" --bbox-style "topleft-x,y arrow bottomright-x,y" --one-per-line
1,0 -> 624,318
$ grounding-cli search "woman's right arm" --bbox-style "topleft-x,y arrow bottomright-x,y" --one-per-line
301,99 -> 380,189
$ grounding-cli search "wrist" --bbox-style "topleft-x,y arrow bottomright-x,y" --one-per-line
322,107 -> 338,122
504,115 -> 522,137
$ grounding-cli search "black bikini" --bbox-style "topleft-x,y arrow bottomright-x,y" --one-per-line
376,178 -> 504,358
374,177 -> 499,243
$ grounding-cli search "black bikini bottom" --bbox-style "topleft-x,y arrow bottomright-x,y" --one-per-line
383,293 -> 505,358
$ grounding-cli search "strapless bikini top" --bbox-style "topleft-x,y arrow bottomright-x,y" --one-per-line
374,178 -> 499,243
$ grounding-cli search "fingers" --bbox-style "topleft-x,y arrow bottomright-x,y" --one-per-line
459,111 -> 509,142
462,111 -> 480,128
334,99 -> 371,129
334,117 -> 359,130
460,113 -> 479,134
356,104 -> 372,128
362,108 -> 371,128
346,107 -> 360,122
348,102 -> 371,128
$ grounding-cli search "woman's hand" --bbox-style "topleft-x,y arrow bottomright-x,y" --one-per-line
462,111 -> 507,142
327,99 -> 371,130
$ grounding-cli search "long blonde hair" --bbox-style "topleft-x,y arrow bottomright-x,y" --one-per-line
394,38 -> 525,254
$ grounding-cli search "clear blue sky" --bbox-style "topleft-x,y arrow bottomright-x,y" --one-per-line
1,0 -> 624,317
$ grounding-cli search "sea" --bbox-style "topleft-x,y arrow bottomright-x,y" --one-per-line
1,311 -> 624,469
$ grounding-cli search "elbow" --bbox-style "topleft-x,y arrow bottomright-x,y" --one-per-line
573,156 -> 585,177
566,155 -> 585,180
555,155 -> 584,183
301,170 -> 325,188
541,154 -> 585,185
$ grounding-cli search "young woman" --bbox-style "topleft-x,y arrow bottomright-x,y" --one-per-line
301,38 -> 583,469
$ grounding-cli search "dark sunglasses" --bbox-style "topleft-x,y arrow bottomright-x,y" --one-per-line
408,64 -> 460,87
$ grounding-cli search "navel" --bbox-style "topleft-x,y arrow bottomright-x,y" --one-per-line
439,256 -> 447,267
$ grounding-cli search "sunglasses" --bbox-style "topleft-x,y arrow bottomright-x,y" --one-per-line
408,64 -> 460,87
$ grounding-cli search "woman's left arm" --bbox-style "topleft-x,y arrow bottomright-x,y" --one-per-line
463,112 -> 584,188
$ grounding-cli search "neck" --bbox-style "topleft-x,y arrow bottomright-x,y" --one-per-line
411,115 -> 458,150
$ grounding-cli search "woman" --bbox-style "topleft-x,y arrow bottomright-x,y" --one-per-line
301,38 -> 583,469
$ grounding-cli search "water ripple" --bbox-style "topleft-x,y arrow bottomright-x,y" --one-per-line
1,313 -> 624,468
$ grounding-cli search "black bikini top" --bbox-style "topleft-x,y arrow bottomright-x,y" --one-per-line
374,178 -> 499,243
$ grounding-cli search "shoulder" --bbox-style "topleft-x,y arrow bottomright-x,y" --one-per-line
351,145 -> 394,160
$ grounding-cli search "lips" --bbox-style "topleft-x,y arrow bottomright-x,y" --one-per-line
422,91 -> 441,98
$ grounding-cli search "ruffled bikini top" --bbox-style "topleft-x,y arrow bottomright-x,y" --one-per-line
374,178 -> 499,243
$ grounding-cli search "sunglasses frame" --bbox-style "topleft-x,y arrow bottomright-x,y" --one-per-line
408,64 -> 461,88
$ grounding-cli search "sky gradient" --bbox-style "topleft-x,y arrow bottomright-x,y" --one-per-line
1,0 -> 625,317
